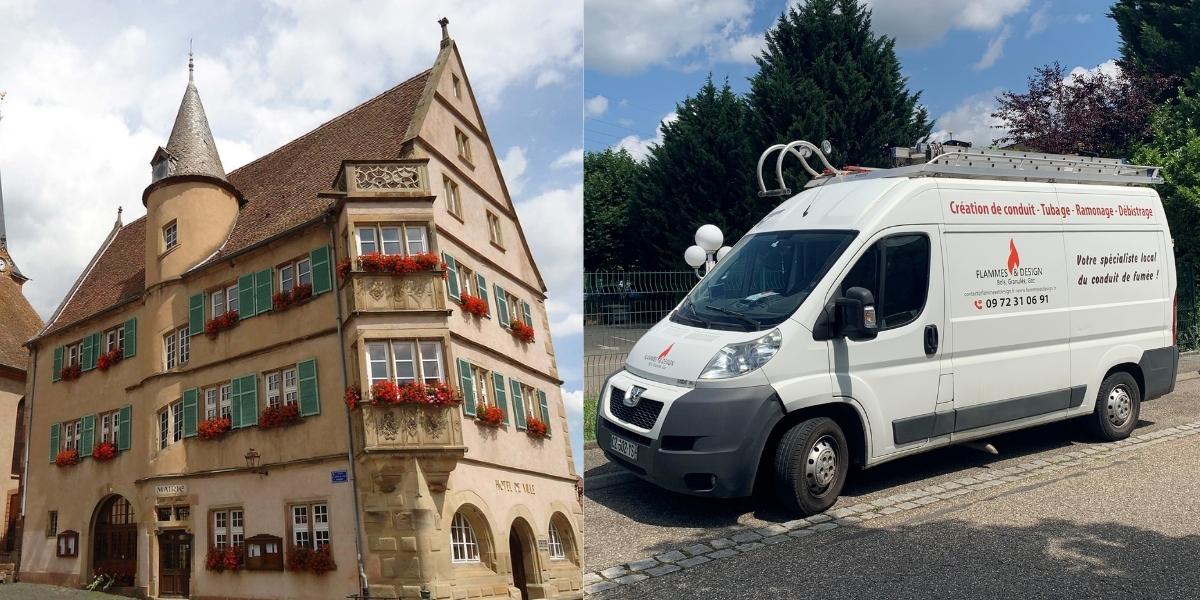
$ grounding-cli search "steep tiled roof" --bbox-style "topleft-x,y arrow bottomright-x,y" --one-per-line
38,70 -> 432,341
0,252 -> 43,370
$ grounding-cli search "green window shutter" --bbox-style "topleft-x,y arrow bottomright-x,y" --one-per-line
254,269 -> 273,316
238,273 -> 256,317
230,377 -> 244,429
188,293 -> 205,336
123,318 -> 137,358
240,374 -> 259,427
52,347 -> 63,382
521,301 -> 533,327
476,274 -> 490,317
457,358 -> 475,416
81,334 -> 95,371
510,380 -> 526,430
182,388 -> 199,437
444,254 -> 460,300
49,423 -> 60,463
298,359 -> 320,417
495,285 -> 510,327
310,246 -> 332,295
80,415 -> 96,456
492,373 -> 508,424
538,390 -> 551,437
118,405 -> 132,451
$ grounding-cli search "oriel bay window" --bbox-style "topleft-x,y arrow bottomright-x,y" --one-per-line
355,223 -> 429,256
365,340 -> 446,390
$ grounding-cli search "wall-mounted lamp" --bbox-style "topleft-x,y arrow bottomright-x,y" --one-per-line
245,448 -> 269,476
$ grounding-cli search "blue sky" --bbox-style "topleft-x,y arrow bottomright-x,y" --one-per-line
585,0 -> 1122,158
0,0 -> 585,470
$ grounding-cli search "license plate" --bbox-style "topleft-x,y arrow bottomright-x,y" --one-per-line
609,434 -> 639,462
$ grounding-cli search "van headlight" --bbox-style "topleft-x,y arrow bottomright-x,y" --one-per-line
699,329 -> 782,379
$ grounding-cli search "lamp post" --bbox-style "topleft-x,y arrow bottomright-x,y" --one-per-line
684,224 -> 732,279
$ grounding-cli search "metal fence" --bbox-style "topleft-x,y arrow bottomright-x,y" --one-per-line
1178,264 -> 1199,352
584,271 -> 696,397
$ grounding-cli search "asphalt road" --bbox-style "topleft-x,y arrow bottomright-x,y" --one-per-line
586,374 -> 1200,599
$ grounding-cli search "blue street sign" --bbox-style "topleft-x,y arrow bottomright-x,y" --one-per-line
331,470 -> 348,484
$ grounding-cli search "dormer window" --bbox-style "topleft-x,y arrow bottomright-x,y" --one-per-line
163,221 -> 179,252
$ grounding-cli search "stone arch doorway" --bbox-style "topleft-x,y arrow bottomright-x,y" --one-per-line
508,517 -> 541,600
91,495 -> 137,587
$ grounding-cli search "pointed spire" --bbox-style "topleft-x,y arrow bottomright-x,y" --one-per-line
439,17 -> 451,48
150,47 -> 226,183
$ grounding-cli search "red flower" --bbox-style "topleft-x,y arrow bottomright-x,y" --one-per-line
60,364 -> 82,381
369,380 -> 463,407
287,544 -> 335,574
525,416 -> 549,438
336,258 -> 352,281
356,252 -> 444,275
223,545 -> 244,571
344,385 -> 362,411
259,404 -> 302,430
97,349 -> 124,372
92,440 -> 118,462
274,284 -> 314,311
476,403 -> 505,427
205,311 -> 240,339
205,546 -> 243,572
510,320 -> 535,343
54,448 -> 80,467
198,417 -> 232,440
369,380 -> 401,404
459,293 -> 490,318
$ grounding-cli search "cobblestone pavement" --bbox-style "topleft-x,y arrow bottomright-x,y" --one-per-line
0,583 -> 116,599
585,374 -> 1200,597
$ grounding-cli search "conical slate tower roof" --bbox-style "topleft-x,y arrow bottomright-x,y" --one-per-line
151,59 -> 226,182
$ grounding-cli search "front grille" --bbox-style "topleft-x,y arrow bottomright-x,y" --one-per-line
609,386 -> 664,430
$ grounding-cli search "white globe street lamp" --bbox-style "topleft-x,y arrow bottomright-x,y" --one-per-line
685,225 -> 731,278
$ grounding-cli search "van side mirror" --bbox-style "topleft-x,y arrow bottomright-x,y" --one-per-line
836,287 -> 878,341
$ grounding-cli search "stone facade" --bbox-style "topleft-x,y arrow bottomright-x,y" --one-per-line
17,24 -> 581,600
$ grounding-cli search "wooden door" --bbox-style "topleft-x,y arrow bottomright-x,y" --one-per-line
158,531 -> 191,597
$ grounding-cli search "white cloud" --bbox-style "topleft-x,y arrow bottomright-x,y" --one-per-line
720,32 -> 765,64
929,89 -> 1007,148
613,112 -> 677,161
514,184 -> 583,341
561,388 -> 584,474
585,0 -> 757,73
551,148 -> 583,169
973,25 -> 1011,71
0,1 -> 582,320
1027,3 -> 1050,37
1069,59 -> 1121,80
864,0 -> 1028,48
498,146 -> 529,196
584,95 -> 609,118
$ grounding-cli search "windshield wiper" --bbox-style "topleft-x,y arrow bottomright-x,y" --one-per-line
704,304 -> 761,329
683,301 -> 710,327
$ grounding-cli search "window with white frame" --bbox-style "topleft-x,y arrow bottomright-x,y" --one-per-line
290,502 -> 329,549
62,419 -> 81,451
104,326 -> 124,354
548,522 -> 566,560
265,367 -> 298,408
487,211 -> 503,247
280,257 -> 312,294
163,221 -> 178,251
164,326 -> 189,370
158,407 -> 170,450
213,508 -> 244,550
157,400 -> 182,449
365,340 -> 445,391
450,512 -> 480,563
204,387 -> 218,419
220,383 -> 233,418
355,224 -> 429,256
66,341 -> 82,368
457,263 -> 476,298
172,401 -> 184,443
211,282 -> 238,318
204,383 -> 233,420
99,409 -> 121,445
471,364 -> 492,407
443,176 -> 462,217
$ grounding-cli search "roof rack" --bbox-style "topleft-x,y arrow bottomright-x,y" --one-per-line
756,140 -> 1163,196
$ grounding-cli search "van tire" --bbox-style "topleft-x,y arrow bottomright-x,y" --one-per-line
773,417 -> 849,516
1088,371 -> 1141,441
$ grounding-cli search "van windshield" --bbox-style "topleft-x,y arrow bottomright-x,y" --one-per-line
673,230 -> 856,331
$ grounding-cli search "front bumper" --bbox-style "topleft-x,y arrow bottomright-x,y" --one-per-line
595,372 -> 784,497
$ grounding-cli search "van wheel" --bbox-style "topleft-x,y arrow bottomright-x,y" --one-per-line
773,417 -> 849,516
1087,372 -> 1141,441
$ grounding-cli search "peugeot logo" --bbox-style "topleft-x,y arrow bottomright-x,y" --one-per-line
623,386 -> 646,408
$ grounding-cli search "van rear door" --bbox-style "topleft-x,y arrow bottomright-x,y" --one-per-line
827,225 -> 947,457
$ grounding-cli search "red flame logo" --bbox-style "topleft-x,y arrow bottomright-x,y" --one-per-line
1007,239 -> 1020,273
658,344 -> 674,360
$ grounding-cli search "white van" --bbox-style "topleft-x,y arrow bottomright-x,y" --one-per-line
596,143 -> 1179,515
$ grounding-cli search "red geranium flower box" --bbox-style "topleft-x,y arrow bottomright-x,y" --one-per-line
476,403 -> 505,427
205,311 -> 240,339
55,448 -> 80,467
356,252 -> 445,275
459,293 -> 489,318
286,544 -> 336,574
369,380 -> 464,407
259,404 -> 301,430
273,284 -> 314,311
336,258 -> 352,281
97,348 -> 124,372
92,440 -> 118,462
525,416 -> 549,438
206,546 -> 244,572
198,417 -> 232,440
510,320 -> 536,343
60,364 -> 81,381
344,385 -> 362,411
